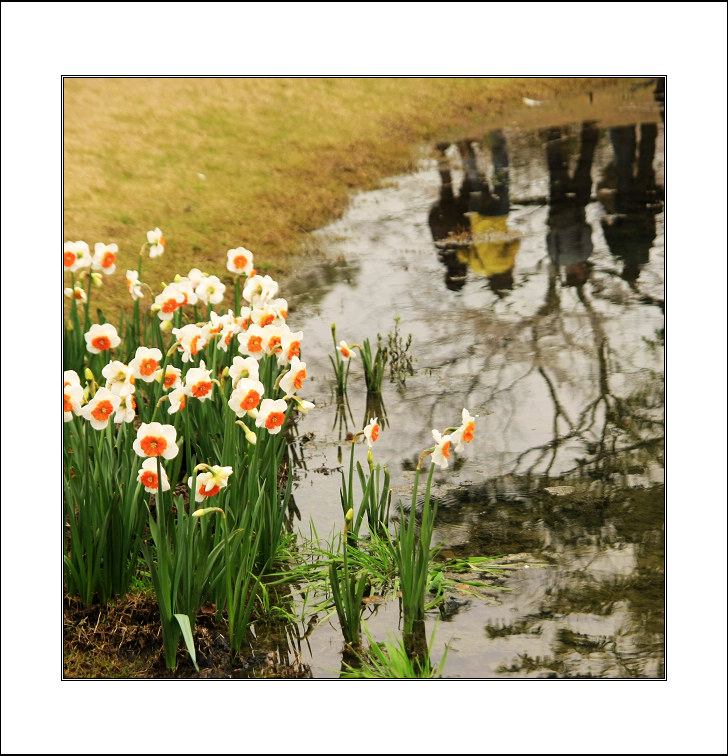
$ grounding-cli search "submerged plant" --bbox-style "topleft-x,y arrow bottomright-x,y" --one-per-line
328,509 -> 369,650
358,335 -> 388,394
386,316 -> 415,390
390,409 -> 477,637
329,323 -> 359,398
341,621 -> 449,678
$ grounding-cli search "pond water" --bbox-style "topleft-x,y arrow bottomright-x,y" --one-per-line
272,108 -> 664,678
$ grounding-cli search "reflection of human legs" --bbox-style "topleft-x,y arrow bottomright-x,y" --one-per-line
573,122 -> 598,206
546,128 -> 569,204
488,129 -> 510,215
609,126 -> 637,212
636,123 -> 657,196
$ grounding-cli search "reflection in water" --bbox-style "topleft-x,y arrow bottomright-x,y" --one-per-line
599,123 -> 663,288
282,113 -> 664,677
430,130 -> 521,294
545,121 -> 598,288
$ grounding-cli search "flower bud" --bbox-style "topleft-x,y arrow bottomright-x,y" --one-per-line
192,507 -> 226,518
345,507 -> 354,523
84,368 -> 95,382
236,420 -> 257,445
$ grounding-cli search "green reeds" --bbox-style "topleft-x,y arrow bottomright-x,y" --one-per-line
328,510 -> 369,649
341,621 -> 449,679
358,335 -> 388,394
389,462 -> 439,636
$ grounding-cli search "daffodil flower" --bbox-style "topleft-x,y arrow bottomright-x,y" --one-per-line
113,383 -> 137,424
279,356 -> 307,398
64,241 -> 92,272
228,378 -> 265,417
137,458 -> 171,493
167,386 -> 188,414
155,365 -> 182,391
243,273 -> 279,306
130,346 -> 163,383
229,356 -> 260,388
63,371 -> 84,421
188,465 -> 233,502
226,247 -> 254,276
195,275 -> 226,306
450,408 -> 477,453
84,323 -> 121,354
363,417 -> 380,447
172,323 -> 210,363
261,323 -> 285,357
277,327 -> 303,366
255,398 -> 288,435
337,341 -> 356,361
146,227 -> 166,258
102,360 -> 135,392
133,422 -> 179,460
153,284 -> 185,321
126,270 -> 144,300
431,429 -> 453,468
92,243 -> 118,275
80,387 -> 121,430
184,361 -> 214,401
238,324 -> 267,360
64,285 -> 87,303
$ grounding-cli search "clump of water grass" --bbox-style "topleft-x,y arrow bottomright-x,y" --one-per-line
341,622 -> 449,678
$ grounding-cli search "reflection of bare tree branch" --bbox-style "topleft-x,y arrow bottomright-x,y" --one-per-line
506,268 -> 662,479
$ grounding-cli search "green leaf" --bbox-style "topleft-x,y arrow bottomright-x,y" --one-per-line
173,613 -> 199,673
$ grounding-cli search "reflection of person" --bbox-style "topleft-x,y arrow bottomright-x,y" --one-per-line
598,123 -> 662,285
545,121 -> 599,288
429,130 -> 520,295
428,143 -> 470,290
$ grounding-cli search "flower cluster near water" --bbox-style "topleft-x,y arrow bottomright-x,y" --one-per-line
63,227 -> 477,675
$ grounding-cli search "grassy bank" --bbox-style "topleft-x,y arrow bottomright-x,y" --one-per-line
64,76 -> 649,317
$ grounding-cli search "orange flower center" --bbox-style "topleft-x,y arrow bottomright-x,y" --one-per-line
294,369 -> 306,390
140,471 -> 158,489
163,372 -> 177,388
139,358 -> 157,376
280,310 -> 288,319
64,394 -> 73,413
224,331 -> 234,346
265,412 -> 285,430
91,335 -> 111,351
159,236 -> 166,247
199,483 -> 220,498
247,335 -> 263,353
241,317 -> 251,330
140,435 -> 167,456
102,251 -> 115,268
190,335 -> 200,355
91,400 -> 114,422
240,390 -> 261,411
463,421 -> 475,443
371,424 -> 380,442
260,314 -> 274,327
74,289 -> 84,300
340,346 -> 350,358
442,441 -> 451,458
287,341 -> 301,360
178,395 -> 186,411
191,381 -> 212,398
161,298 -> 178,314
233,255 -> 248,269
64,251 -> 76,267
268,336 -> 281,353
